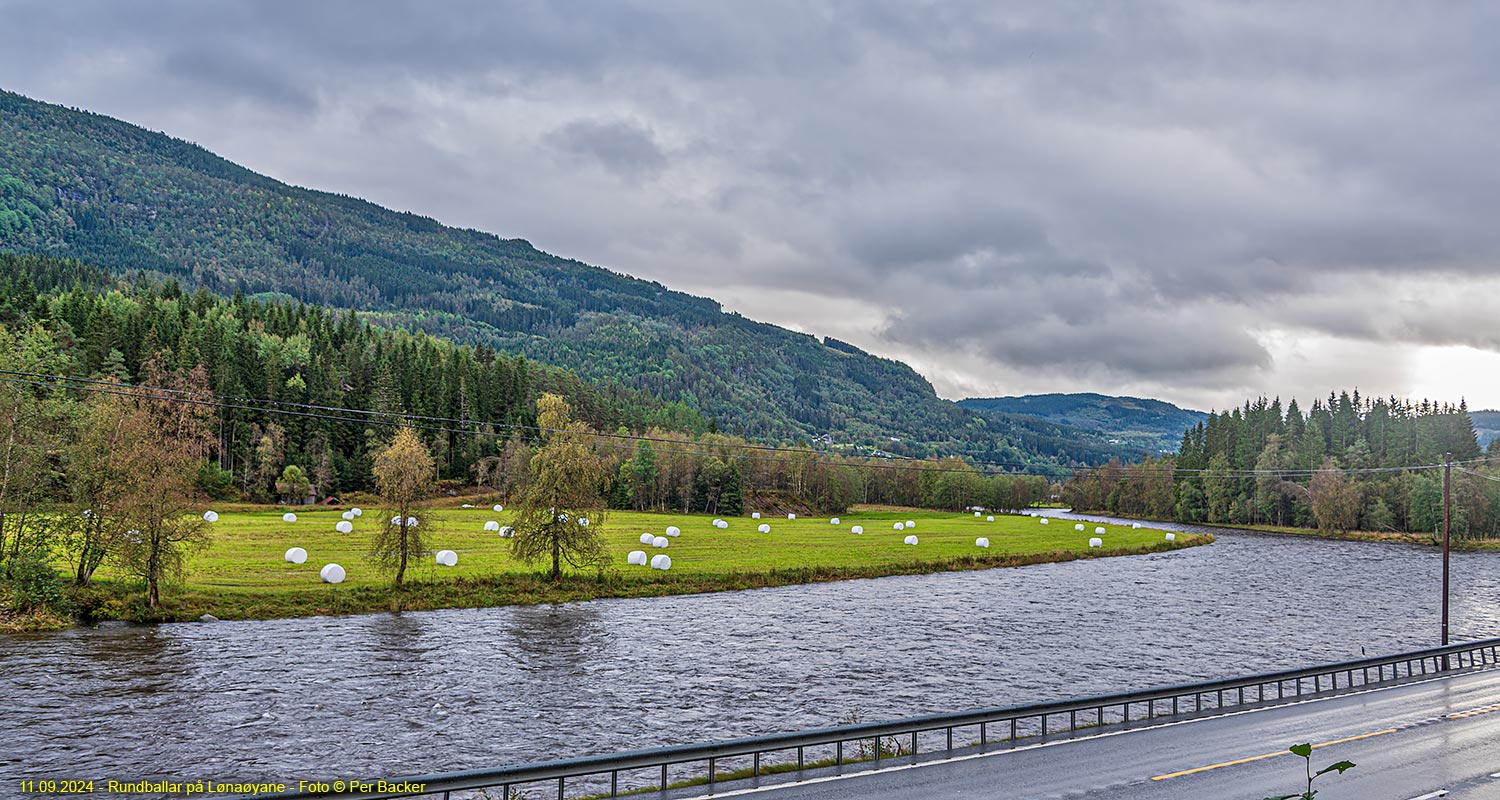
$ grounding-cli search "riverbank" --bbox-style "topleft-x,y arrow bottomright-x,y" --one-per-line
1184,520 -> 1500,549
12,507 -> 1209,629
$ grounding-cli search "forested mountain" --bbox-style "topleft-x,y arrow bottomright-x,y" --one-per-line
959,393 -> 1207,454
1472,410 -> 1500,449
0,251 -> 1059,516
0,89 -> 1134,468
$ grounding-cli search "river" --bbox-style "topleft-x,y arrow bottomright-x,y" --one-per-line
5,516 -> 1499,790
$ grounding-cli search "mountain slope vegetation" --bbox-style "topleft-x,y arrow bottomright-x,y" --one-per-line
959,393 -> 1208,454
0,88 -> 1136,467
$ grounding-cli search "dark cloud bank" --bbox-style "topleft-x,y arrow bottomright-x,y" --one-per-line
4,0 -> 1500,409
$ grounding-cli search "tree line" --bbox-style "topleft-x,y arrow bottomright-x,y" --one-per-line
1063,392 -> 1500,537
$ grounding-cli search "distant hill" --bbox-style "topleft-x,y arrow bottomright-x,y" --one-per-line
0,89 -> 1141,469
1472,410 -> 1500,449
957,393 -> 1209,454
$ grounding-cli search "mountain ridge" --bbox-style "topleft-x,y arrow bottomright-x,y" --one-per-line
958,392 -> 1209,454
0,88 -> 1140,469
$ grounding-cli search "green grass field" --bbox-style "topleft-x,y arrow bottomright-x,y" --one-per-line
63,505 -> 1209,624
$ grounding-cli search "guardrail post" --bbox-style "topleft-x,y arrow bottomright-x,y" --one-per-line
980,722 -> 987,746
660,764 -> 667,791
610,771 -> 617,797
1070,710 -> 1077,732
797,746 -> 804,770
946,727 -> 953,752
557,776 -> 564,800
709,757 -> 716,788
1010,718 -> 1018,743
753,751 -> 761,776
837,740 -> 844,766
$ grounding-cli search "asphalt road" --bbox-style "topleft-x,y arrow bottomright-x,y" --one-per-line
685,669 -> 1500,800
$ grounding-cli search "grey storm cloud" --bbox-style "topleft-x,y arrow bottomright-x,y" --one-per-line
4,0 -> 1500,408
547,119 -> 667,180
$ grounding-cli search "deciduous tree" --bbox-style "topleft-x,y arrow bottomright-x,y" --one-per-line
510,394 -> 609,580
369,428 -> 435,587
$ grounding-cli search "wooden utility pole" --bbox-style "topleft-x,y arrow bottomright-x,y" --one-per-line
1443,452 -> 1452,653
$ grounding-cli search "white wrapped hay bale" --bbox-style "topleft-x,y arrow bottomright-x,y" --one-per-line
1089,537 -> 1103,548
788,513 -> 797,520
757,523 -> 771,533
905,520 -> 916,528
461,503 -> 473,508
435,549 -> 458,567
319,564 -> 346,584
1074,523 -> 1085,531
335,520 -> 353,534
391,515 -> 403,526
830,517 -> 840,525
665,526 -> 681,538
484,520 -> 500,532
974,511 -> 982,517
351,508 -> 363,517
627,550 -> 648,565
499,526 -> 514,538
904,534 -> 919,545
652,536 -> 669,549
202,510 -> 219,523
850,525 -> 863,534
342,511 -> 355,521
282,512 -> 298,523
639,533 -> 655,545
751,512 -> 761,519
986,515 -> 995,522
1040,518 -> 1049,525
1166,533 -> 1176,542
975,537 -> 990,548
715,519 -> 728,529
578,517 -> 590,527
493,504 -> 504,513
1095,527 -> 1106,535
1132,523 -> 1142,529
284,547 -> 307,564
712,519 -> 725,528
893,522 -> 904,531
650,554 -> 672,570
406,516 -> 419,527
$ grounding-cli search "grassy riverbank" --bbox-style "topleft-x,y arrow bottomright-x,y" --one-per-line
1189,519 -> 1500,549
14,506 -> 1209,628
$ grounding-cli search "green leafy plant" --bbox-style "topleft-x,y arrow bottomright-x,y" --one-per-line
1263,742 -> 1354,800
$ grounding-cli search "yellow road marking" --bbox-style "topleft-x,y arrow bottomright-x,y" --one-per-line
1151,728 -> 1398,781
1446,703 -> 1500,719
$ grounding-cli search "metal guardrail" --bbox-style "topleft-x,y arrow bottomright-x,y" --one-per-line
236,637 -> 1500,800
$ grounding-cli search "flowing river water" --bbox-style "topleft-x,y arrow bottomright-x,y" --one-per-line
5,515 -> 1500,790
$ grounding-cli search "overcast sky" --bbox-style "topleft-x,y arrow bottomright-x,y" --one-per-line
4,0 -> 1500,412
